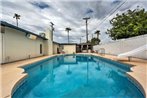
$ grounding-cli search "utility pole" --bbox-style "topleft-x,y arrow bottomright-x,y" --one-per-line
50,22 -> 54,41
83,17 -> 90,43
65,27 -> 71,43
68,31 -> 69,43
83,17 -> 90,53
13,13 -> 21,27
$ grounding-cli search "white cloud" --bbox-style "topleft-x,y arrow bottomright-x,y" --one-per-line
1,0 -> 147,43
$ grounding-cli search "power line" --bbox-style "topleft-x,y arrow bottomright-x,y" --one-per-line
96,0 -> 128,27
81,0 -> 128,39
87,1 -> 126,32
47,0 -> 128,43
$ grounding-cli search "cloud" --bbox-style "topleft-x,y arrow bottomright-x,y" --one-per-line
1,0 -> 147,43
30,1 -> 50,9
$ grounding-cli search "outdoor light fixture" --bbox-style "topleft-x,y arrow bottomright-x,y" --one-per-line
26,34 -> 37,40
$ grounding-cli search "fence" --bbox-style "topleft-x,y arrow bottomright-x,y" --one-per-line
93,34 -> 147,59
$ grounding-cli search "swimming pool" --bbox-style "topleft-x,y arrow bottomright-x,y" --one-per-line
12,54 -> 144,98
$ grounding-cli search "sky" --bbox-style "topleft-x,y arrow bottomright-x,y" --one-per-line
1,0 -> 147,44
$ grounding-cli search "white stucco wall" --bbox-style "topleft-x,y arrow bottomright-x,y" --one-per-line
44,28 -> 53,55
45,28 -> 52,40
53,43 -> 59,54
48,40 -> 53,55
2,27 -> 47,63
93,34 -> 147,59
63,45 -> 76,54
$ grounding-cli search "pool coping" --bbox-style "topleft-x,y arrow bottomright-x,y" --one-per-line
1,53 -> 146,98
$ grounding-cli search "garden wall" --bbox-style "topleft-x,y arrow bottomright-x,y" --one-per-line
93,34 -> 147,59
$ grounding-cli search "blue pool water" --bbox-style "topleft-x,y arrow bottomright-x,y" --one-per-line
12,54 -> 144,98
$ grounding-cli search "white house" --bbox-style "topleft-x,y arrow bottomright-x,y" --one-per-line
0,21 -> 77,64
0,21 -> 52,64
54,43 -> 77,54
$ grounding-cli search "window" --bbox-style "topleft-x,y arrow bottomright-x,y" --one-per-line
40,44 -> 42,54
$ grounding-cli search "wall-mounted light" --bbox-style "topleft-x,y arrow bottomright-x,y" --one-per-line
26,34 -> 37,40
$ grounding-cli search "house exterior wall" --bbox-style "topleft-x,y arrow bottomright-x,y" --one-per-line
45,28 -> 53,55
53,43 -> 59,54
1,26 -> 48,63
44,40 -> 49,56
48,40 -> 53,55
0,28 -> 2,64
62,45 -> 76,54
93,34 -> 147,59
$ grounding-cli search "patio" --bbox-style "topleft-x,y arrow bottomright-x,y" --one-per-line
1,53 -> 146,98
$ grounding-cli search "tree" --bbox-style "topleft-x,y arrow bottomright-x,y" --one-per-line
95,30 -> 100,39
13,13 -> 21,27
90,30 -> 100,45
91,37 -> 100,45
65,27 -> 72,43
107,7 -> 147,40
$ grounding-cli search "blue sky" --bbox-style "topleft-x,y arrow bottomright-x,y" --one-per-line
1,0 -> 147,43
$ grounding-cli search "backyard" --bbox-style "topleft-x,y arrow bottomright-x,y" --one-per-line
0,0 -> 147,98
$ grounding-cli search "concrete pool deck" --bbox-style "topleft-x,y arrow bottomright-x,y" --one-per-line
0,53 -> 147,98
0,55 -> 56,98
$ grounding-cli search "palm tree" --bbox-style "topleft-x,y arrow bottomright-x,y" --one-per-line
65,27 -> 72,43
95,30 -> 100,39
13,13 -> 21,27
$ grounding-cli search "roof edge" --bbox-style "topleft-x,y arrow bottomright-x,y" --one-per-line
0,21 -> 48,40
